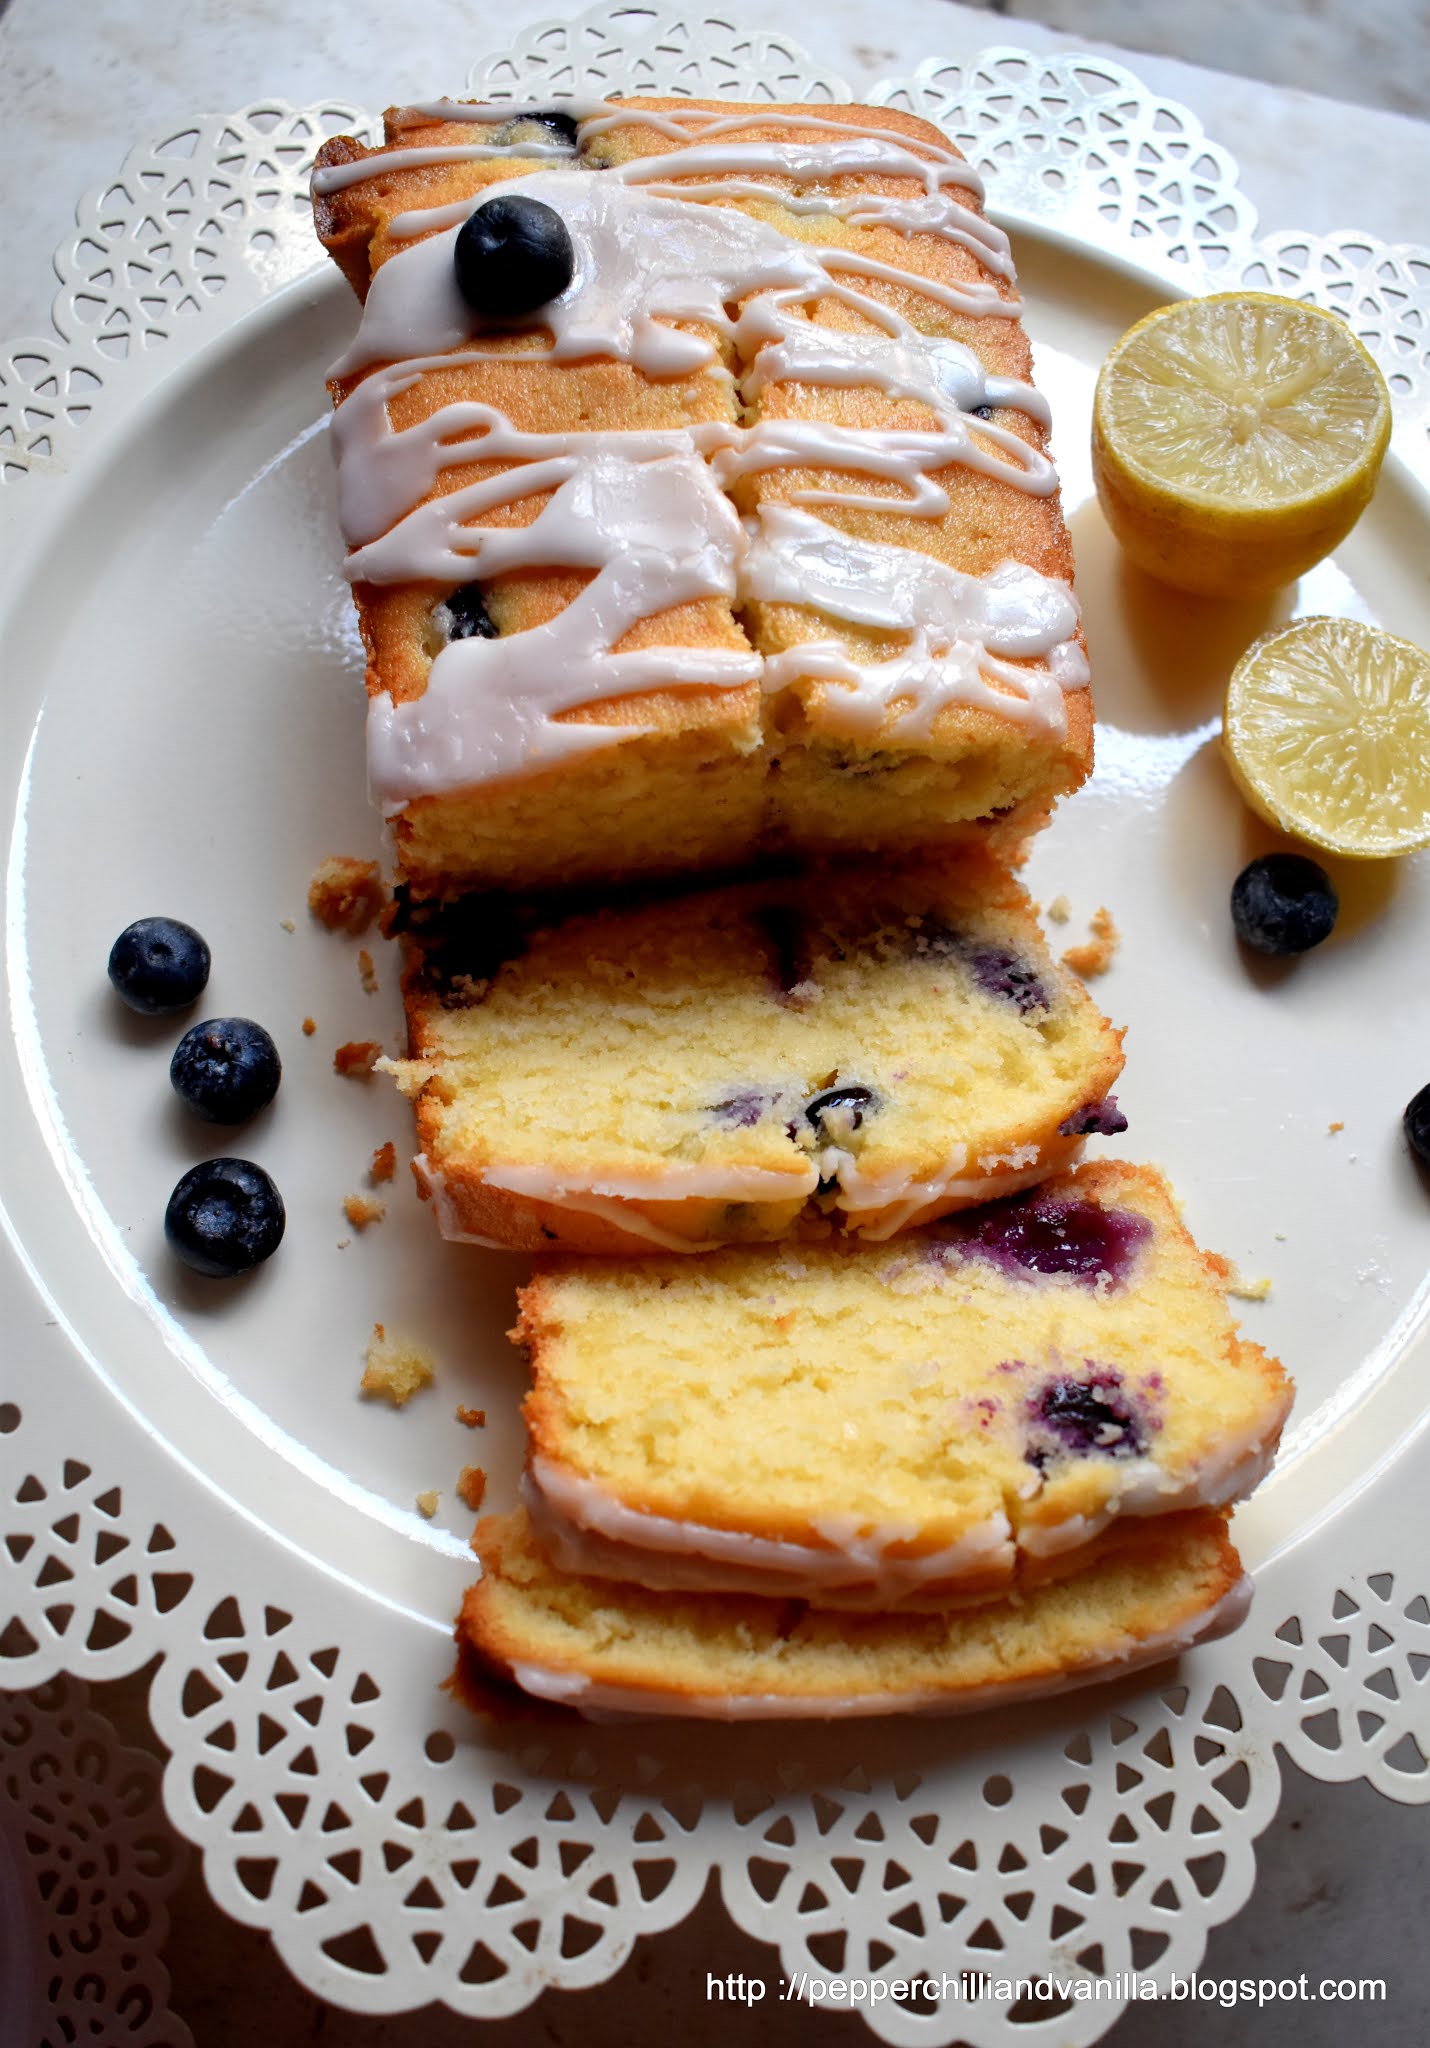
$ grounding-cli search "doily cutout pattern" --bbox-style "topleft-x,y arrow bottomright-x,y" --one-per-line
874,47 -> 1258,277
2,8 -> 1428,2038
2,1385 -> 1425,2040
0,1672 -> 193,2048
0,99 -> 371,483
874,48 -> 1429,461
465,4 -> 852,107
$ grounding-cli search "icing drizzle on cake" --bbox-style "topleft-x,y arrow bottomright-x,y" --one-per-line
319,99 -> 1090,797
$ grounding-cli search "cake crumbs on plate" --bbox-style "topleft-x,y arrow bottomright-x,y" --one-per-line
334,1039 -> 382,1078
358,948 -> 379,995
456,1465 -> 488,1511
279,917 -> 296,934
1328,1120 -> 1345,1134
415,1491 -> 440,1520
455,1404 -> 486,1429
344,1193 -> 385,1231
1061,906 -> 1120,978
1226,1264 -> 1273,1303
302,1016 -> 317,1037
1046,893 -> 1072,924
336,1236 -> 352,1250
360,1323 -> 434,1406
308,855 -> 386,935
370,1141 -> 398,1184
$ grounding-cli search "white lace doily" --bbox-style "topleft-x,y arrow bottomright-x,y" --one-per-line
2,8 -> 1427,2039
0,1673 -> 192,2048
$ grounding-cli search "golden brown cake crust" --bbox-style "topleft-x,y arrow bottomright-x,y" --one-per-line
313,98 -> 1094,895
456,1507 -> 1247,1718
392,859 -> 1126,1254
511,1158 -> 1291,1602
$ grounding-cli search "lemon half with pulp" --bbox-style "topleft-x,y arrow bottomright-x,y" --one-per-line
1093,293 -> 1391,596
1224,616 -> 1430,858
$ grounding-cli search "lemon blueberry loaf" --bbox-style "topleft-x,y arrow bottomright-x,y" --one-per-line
385,860 -> 1125,1253
458,1506 -> 1250,1720
312,97 -> 1090,895
513,1161 -> 1292,1602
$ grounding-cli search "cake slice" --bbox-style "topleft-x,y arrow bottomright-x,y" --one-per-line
386,860 -> 1125,1253
515,1162 -> 1292,1600
457,1507 -> 1250,1720
313,103 -> 764,896
595,102 -> 1092,857
312,96 -> 1090,896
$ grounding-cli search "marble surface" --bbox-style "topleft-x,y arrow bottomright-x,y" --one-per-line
2,1 -> 1427,2042
986,0 -> 1430,121
1,0 -> 1428,345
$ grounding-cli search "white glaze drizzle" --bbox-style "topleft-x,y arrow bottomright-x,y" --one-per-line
367,444 -> 759,798
834,1149 -> 1079,1238
312,139 -> 575,194
320,98 -> 1085,796
523,1458 -> 1015,1605
416,1154 -> 738,1253
483,1160 -> 816,1201
499,1575 -> 1254,1722
739,317 -> 1049,428
746,505 -> 1088,738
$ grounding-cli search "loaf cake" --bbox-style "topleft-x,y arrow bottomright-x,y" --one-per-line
385,861 -> 1125,1252
513,1162 -> 1291,1601
312,97 -> 1091,896
458,1506 -> 1249,1720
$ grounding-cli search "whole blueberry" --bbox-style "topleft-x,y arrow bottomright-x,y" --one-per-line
107,917 -> 211,1015
170,1017 -> 281,1124
1405,1084 -> 1430,1170
165,1157 -> 285,1277
454,195 -> 575,318
1231,854 -> 1338,956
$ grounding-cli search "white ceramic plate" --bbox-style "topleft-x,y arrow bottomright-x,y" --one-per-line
3,28 -> 1427,2034
7,230 -> 1426,1623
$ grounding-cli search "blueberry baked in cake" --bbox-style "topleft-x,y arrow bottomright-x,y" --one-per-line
312,97 -> 1090,896
385,859 -> 1125,1252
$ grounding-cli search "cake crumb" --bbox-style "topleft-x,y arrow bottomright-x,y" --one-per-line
361,1323 -> 434,1407
1062,906 -> 1120,978
370,1141 -> 398,1184
344,1193 -> 385,1231
336,1236 -> 351,1251
279,917 -> 296,934
456,1464 -> 487,1511
1046,894 -> 1072,924
334,1039 -> 382,1078
415,1491 -> 440,1520
302,1016 -> 317,1037
1328,1121 -> 1344,1135
455,1405 -> 486,1429
308,856 -> 386,935
1226,1265 -> 1272,1303
358,947 -> 379,995
1274,1230 -> 1287,1242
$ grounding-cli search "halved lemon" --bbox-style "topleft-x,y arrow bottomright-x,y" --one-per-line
1223,616 -> 1430,857
1093,293 -> 1391,596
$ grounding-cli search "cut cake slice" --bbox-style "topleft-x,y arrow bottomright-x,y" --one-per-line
458,1506 -> 1249,1721
312,97 -> 1090,896
515,1161 -> 1292,1600
387,860 -> 1125,1253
